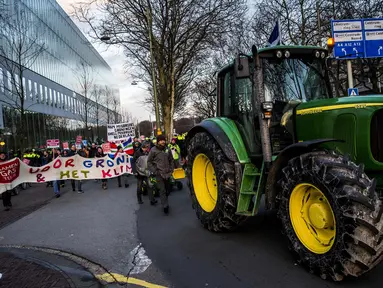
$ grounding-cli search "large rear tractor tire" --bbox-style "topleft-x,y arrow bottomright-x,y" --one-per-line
187,132 -> 247,232
277,150 -> 383,281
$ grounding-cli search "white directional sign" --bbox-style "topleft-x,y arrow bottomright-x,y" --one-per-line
331,18 -> 383,59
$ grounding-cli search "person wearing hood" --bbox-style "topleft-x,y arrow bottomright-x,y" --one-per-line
147,135 -> 174,214
134,141 -> 157,205
168,138 -> 181,168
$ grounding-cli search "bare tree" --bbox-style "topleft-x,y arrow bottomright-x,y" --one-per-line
73,0 -> 248,140
110,93 -> 120,124
91,84 -> 105,138
75,61 -> 94,130
250,0 -> 383,95
0,0 -> 46,150
103,85 -> 114,124
190,74 -> 217,120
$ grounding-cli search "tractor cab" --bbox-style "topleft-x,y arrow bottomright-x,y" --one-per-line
216,46 -> 331,161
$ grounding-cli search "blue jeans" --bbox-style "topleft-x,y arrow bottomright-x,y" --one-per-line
53,181 -> 60,195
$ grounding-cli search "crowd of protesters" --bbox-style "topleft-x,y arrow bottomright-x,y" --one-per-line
1,133 -> 187,213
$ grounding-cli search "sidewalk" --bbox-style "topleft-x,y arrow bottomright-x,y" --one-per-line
0,183 -> 69,229
0,247 -> 102,288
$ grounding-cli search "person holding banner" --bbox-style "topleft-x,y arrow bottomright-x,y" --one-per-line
67,145 -> 84,193
114,146 -> 129,188
52,148 -> 61,198
1,152 -> 13,211
96,147 -> 108,190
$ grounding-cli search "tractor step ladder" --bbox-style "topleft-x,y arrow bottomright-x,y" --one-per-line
236,162 -> 264,216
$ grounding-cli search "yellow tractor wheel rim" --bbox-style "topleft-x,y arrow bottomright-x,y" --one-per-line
192,154 -> 218,212
289,183 -> 336,254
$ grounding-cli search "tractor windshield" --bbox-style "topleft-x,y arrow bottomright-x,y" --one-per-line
263,58 -> 331,102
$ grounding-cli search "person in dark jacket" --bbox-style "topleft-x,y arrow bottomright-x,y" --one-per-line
0,152 -> 13,211
42,150 -> 53,187
147,135 -> 174,214
89,143 -> 97,158
134,141 -> 156,205
114,146 -> 129,188
67,144 -> 84,193
96,147 -> 108,190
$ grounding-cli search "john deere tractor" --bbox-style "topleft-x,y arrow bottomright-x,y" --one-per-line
185,45 -> 383,281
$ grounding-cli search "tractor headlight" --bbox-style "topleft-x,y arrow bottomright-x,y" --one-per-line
315,50 -> 320,58
321,51 -> 326,58
284,50 -> 290,58
276,50 -> 283,58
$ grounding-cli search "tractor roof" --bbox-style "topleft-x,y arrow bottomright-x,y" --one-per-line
217,45 -> 327,76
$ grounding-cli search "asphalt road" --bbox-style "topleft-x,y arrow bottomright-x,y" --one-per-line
0,178 -> 169,287
137,181 -> 383,288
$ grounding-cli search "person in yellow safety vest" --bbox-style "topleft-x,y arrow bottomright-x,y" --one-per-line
168,138 -> 181,168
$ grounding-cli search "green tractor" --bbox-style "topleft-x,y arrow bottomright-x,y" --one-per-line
185,45 -> 383,281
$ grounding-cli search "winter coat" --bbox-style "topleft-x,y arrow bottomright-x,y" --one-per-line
147,145 -> 174,179
133,148 -> 149,176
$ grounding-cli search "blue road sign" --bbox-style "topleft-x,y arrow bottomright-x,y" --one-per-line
364,19 -> 383,58
332,20 -> 364,59
348,88 -> 359,96
331,18 -> 383,59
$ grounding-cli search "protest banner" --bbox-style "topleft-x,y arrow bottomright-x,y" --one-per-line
46,139 -> 60,148
107,122 -> 135,142
0,154 -> 133,194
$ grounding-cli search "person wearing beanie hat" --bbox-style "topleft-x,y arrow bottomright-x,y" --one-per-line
147,134 -> 174,214
156,134 -> 166,143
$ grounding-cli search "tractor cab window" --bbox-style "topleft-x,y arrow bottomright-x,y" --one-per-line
220,69 -> 261,157
263,58 -> 331,103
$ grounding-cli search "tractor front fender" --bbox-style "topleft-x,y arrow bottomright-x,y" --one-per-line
265,139 -> 344,210
186,118 -> 250,163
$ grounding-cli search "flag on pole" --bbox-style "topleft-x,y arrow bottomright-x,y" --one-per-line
267,20 -> 282,47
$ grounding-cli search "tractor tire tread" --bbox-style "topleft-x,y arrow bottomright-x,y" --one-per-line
277,150 -> 383,281
187,132 -> 247,232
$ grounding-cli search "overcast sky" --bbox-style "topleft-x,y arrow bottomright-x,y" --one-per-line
56,0 -> 152,122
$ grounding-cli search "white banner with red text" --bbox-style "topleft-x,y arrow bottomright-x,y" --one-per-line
0,154 -> 133,194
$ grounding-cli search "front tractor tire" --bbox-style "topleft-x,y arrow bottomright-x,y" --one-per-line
187,132 -> 247,232
278,150 -> 383,281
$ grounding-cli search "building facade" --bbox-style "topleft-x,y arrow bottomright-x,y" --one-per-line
0,0 -> 120,151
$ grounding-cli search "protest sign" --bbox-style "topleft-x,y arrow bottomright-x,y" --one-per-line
107,122 -> 135,142
62,142 -> 69,149
102,143 -> 111,153
0,154 -> 133,194
76,135 -> 82,144
46,139 -> 60,148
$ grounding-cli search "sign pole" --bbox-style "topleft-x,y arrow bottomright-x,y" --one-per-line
347,60 -> 354,88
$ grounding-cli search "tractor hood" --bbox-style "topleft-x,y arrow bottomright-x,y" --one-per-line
295,95 -> 383,115
294,94 -> 383,176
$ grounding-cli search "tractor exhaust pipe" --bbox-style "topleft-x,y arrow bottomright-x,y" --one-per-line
252,45 -> 272,168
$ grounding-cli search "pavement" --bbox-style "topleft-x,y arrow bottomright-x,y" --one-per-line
0,177 -> 169,288
0,246 -> 101,288
137,181 -> 383,288
0,183 -> 60,229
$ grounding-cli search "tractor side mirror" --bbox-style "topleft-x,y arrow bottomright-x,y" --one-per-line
235,55 -> 250,79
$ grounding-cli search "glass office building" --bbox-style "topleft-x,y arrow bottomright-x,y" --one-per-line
0,0 -> 120,151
